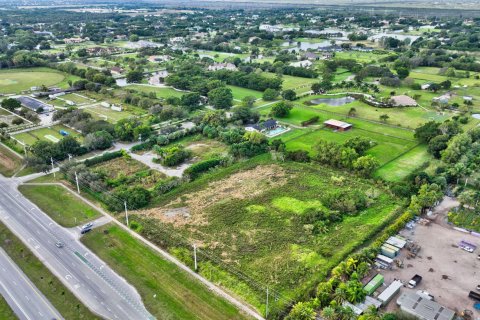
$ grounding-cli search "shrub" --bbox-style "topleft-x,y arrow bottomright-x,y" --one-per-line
184,158 -> 222,180
84,151 -> 123,167
301,116 -> 319,127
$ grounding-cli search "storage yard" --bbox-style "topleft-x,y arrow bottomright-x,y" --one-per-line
370,198 -> 480,318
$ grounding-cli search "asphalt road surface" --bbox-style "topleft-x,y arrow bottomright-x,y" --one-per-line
0,177 -> 154,320
0,247 -> 63,320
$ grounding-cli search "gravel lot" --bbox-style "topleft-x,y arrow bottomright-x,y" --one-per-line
380,197 -> 480,316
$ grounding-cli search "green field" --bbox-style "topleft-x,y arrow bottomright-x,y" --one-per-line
264,72 -> 319,94
375,144 -> 430,181
306,99 -> 449,129
83,104 -> 136,123
0,221 -> 99,319
0,294 -> 16,320
59,93 -> 92,105
0,68 -> 80,94
13,125 -> 82,146
131,157 -> 402,315
126,85 -> 186,99
82,224 -> 248,320
285,126 -> 416,165
19,184 -> 101,227
0,144 -> 22,177
228,85 -> 263,101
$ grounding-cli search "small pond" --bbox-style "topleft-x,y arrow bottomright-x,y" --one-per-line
310,96 -> 356,106
472,114 -> 480,119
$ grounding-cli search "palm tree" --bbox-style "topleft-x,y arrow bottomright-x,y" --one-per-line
321,306 -> 337,320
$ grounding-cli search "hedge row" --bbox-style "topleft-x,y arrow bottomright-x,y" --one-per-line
84,150 -> 123,167
184,158 -> 222,180
301,116 -> 319,127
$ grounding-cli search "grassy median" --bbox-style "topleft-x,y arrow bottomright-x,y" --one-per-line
0,222 -> 99,319
82,224 -> 249,320
19,184 -> 100,227
0,294 -> 17,320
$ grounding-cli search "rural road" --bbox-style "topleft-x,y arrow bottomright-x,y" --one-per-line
0,176 -> 154,320
0,247 -> 63,320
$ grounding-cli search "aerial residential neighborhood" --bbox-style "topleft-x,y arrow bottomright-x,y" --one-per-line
0,0 -> 480,319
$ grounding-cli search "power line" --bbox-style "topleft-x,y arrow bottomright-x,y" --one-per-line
52,158 -> 294,308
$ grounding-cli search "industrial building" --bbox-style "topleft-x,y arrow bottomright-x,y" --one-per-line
396,292 -> 455,320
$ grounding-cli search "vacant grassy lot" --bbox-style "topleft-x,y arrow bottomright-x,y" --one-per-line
0,68 -> 79,94
19,184 -> 100,227
82,224 -> 248,320
0,144 -> 22,177
375,144 -> 430,181
0,221 -> 99,319
0,295 -> 16,320
13,125 -> 82,146
228,85 -> 263,101
132,157 -> 402,314
125,85 -> 186,99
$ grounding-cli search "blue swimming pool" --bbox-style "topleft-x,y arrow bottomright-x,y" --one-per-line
264,126 -> 290,137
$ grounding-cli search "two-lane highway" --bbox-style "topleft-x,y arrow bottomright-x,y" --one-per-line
0,247 -> 63,320
0,177 -> 154,320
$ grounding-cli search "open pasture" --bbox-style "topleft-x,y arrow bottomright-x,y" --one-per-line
0,68 -> 79,94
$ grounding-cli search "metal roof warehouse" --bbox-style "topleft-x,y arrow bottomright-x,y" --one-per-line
397,292 -> 455,320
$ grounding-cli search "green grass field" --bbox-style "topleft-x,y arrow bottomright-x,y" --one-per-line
82,224 -> 248,320
264,72 -> 319,94
0,68 -> 80,94
19,184 -> 101,227
83,104 -> 136,123
0,221 -> 99,319
60,93 -> 92,105
228,85 -> 263,101
0,144 -> 22,177
285,127 -> 416,165
132,157 -> 402,315
334,51 -> 393,63
375,144 -> 430,181
13,125 -> 82,146
125,85 -> 186,99
303,97 -> 450,129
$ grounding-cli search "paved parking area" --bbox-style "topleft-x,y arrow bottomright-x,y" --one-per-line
381,198 -> 480,315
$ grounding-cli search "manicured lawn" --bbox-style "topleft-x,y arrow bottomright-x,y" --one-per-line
0,144 -> 22,177
0,221 -> 99,319
13,125 -> 82,146
132,157 -> 402,315
0,68 -> 79,94
125,85 -> 186,99
375,144 -> 430,181
228,85 -> 263,101
0,294 -> 16,320
82,224 -> 248,320
19,184 -> 101,227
